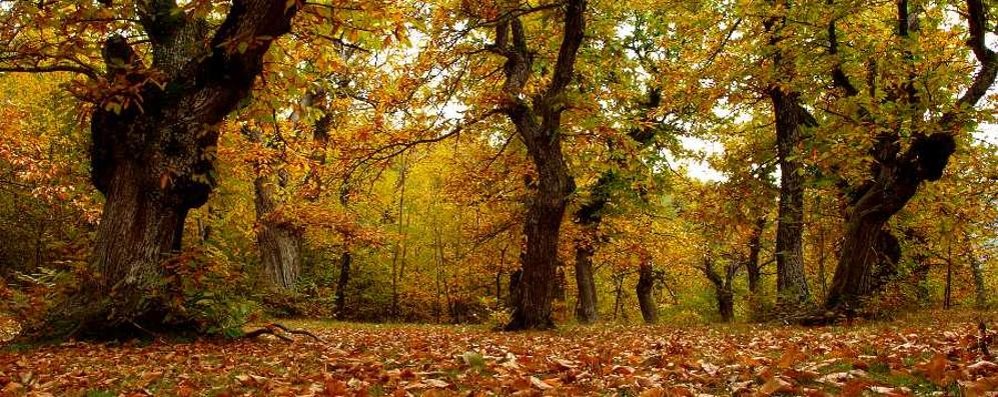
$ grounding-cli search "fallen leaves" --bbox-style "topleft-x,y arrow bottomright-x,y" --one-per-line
0,318 -> 996,396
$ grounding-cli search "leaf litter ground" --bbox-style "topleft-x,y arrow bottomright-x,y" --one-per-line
2,312 -> 997,396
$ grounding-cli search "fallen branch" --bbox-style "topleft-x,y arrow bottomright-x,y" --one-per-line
243,322 -> 323,344
243,325 -> 295,342
268,322 -> 324,343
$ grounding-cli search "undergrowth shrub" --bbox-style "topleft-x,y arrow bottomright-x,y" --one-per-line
158,246 -> 261,336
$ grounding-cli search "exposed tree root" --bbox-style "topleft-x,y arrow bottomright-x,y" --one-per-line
244,323 -> 323,343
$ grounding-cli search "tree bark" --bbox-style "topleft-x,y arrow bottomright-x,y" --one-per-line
745,217 -> 765,295
701,256 -> 738,323
717,288 -> 735,323
254,173 -> 303,291
554,260 -> 567,302
636,260 -> 657,324
765,0 -> 815,308
243,122 -> 305,292
573,241 -> 598,323
492,0 -> 587,331
964,243 -> 988,309
770,89 -> 813,307
334,251 -> 351,316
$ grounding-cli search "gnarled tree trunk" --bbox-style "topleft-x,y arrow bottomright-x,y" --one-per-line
826,134 -> 954,310
701,256 -> 739,323
47,0 -> 300,337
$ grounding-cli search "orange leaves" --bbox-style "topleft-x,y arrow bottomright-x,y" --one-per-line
3,320 -> 998,395
916,353 -> 951,386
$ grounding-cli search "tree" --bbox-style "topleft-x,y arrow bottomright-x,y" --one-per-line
0,0 -> 300,336
243,122 -> 304,291
764,0 -> 814,308
822,0 -> 997,312
635,254 -> 658,324
479,0 -> 587,330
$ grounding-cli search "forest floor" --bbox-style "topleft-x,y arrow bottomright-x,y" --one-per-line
1,311 -> 997,396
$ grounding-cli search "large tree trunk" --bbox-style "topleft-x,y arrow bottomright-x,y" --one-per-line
507,153 -> 573,329
636,260 -> 657,324
243,121 -> 305,292
33,0 -> 301,338
573,241 -> 598,323
825,137 -> 950,310
770,88 -> 813,307
494,0 -> 586,330
90,162 -> 190,296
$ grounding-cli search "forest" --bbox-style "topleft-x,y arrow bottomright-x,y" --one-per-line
0,0 -> 997,395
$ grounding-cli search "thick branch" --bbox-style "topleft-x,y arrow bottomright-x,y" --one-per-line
546,0 -> 586,98
826,4 -> 858,96
944,0 -> 998,124
136,0 -> 186,41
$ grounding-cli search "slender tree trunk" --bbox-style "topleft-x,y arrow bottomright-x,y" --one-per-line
574,241 -> 598,323
612,273 -> 625,321
636,260 -> 657,324
554,260 -> 567,302
817,223 -> 828,298
495,245 -> 506,304
944,255 -> 953,309
390,157 -> 407,320
746,218 -> 765,295
334,251 -> 350,317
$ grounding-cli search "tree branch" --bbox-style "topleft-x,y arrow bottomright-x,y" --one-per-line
943,0 -> 997,125
546,0 -> 586,99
